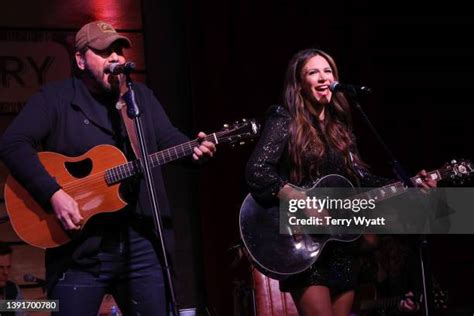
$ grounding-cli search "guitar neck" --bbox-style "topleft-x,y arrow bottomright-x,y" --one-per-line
104,134 -> 219,184
361,288 -> 446,312
361,296 -> 399,311
354,168 -> 448,203
360,293 -> 407,311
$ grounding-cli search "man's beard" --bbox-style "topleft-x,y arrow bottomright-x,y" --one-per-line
83,61 -> 120,98
106,74 -> 121,97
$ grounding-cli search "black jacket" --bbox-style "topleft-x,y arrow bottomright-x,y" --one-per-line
0,77 -> 189,213
0,77 -> 189,290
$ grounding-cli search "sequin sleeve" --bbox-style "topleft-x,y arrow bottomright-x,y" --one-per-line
245,105 -> 291,204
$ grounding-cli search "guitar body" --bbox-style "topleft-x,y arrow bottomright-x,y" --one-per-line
240,159 -> 474,279
3,119 -> 261,249
352,283 -> 391,316
4,144 -> 128,249
239,174 -> 361,280
352,283 -> 448,316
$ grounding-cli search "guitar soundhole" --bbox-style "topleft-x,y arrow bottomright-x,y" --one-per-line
65,158 -> 93,178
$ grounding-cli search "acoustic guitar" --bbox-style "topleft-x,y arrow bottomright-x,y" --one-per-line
239,160 -> 473,280
5,119 -> 260,249
353,283 -> 448,316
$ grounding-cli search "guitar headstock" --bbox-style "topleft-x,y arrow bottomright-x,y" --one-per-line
216,118 -> 260,146
442,159 -> 474,185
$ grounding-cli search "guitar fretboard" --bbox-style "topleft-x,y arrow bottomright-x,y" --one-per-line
360,289 -> 446,312
354,169 -> 444,203
361,294 -> 403,311
104,135 -> 218,184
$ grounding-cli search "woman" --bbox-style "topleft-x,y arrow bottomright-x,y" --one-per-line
245,48 -> 435,316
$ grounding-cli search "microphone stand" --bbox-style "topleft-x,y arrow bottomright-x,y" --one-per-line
122,74 -> 180,316
348,95 -> 434,316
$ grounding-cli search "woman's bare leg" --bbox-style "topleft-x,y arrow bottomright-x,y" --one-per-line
332,290 -> 354,316
291,285 -> 333,316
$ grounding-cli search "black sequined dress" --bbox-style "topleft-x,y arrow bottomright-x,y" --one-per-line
245,105 -> 390,296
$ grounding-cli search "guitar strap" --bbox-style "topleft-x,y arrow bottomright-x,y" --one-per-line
349,151 -> 363,188
117,101 -> 142,160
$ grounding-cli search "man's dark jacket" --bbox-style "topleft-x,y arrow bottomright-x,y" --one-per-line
0,77 -> 189,290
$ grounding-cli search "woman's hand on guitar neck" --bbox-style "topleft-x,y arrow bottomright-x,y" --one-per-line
50,189 -> 84,231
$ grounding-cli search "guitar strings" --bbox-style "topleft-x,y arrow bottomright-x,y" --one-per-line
60,129 -> 238,191
61,140 -> 200,190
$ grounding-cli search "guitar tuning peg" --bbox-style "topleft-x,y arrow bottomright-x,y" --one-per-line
451,159 -> 457,164
223,123 -> 229,129
242,118 -> 247,122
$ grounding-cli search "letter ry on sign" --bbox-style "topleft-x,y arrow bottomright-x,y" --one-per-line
0,33 -> 71,113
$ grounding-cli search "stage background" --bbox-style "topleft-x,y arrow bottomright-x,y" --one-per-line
1,0 -> 473,315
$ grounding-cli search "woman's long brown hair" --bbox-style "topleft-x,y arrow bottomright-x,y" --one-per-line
283,48 -> 366,183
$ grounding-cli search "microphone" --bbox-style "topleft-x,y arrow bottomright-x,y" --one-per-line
104,62 -> 136,75
24,273 -> 46,286
329,81 -> 372,97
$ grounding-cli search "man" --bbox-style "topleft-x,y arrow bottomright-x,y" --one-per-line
356,235 -> 422,316
0,242 -> 23,316
0,21 -> 216,315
